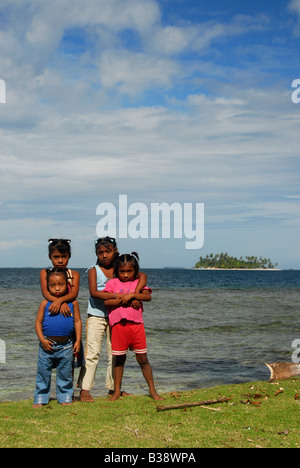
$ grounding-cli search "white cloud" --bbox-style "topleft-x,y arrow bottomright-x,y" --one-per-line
98,50 -> 179,94
1,86 -> 297,209
147,25 -> 198,55
289,0 -> 300,16
0,1 -> 300,267
0,240 -> 25,250
67,0 -> 160,33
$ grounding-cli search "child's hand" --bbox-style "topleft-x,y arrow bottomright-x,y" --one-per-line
131,300 -> 142,310
41,338 -> 54,352
49,300 -> 71,316
73,341 -> 81,354
48,299 -> 63,315
59,302 -> 71,317
121,294 -> 135,305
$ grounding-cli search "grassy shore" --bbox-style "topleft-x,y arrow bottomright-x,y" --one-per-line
0,379 -> 299,448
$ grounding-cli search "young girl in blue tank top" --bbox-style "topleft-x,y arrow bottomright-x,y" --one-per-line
40,239 -> 80,316
40,239 -> 84,370
33,268 -> 82,408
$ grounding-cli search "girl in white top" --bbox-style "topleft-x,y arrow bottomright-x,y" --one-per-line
78,237 -> 147,402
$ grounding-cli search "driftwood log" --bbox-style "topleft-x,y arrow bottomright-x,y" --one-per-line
265,362 -> 300,381
156,397 -> 229,412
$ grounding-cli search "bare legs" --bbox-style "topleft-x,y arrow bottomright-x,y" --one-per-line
109,355 -> 126,401
109,353 -> 163,401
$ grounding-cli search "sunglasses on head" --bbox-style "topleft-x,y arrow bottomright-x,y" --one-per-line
48,238 -> 71,245
95,237 -> 116,246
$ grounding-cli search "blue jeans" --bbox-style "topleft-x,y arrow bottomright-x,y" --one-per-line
33,339 -> 73,405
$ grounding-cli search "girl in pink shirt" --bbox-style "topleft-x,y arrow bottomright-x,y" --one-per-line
104,252 -> 163,402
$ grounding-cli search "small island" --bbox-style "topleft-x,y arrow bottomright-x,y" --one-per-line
194,253 -> 279,270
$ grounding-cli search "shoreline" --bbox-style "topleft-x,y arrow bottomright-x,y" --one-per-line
190,267 -> 282,271
0,376 -> 298,405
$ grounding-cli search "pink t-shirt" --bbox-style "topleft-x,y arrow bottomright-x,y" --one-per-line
103,278 -> 151,327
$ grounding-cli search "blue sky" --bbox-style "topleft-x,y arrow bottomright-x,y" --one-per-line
0,0 -> 300,269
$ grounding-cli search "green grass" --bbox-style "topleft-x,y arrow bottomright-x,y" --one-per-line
0,379 -> 299,448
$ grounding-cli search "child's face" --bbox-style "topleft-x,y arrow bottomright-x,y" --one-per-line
48,274 -> 68,298
97,245 -> 118,268
49,248 -> 70,269
118,263 -> 136,282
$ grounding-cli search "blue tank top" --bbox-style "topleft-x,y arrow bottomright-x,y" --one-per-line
42,302 -> 75,337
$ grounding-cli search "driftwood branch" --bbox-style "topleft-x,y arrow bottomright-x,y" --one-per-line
156,397 -> 229,412
265,362 -> 300,381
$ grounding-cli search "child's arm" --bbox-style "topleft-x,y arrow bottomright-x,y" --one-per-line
72,300 -> 82,354
130,271 -> 148,309
88,268 -> 123,301
68,270 -> 80,301
104,297 -> 124,307
40,269 -> 56,302
105,289 -> 151,307
59,270 -> 80,315
35,300 -> 54,352
124,289 -> 151,303
135,271 -> 147,293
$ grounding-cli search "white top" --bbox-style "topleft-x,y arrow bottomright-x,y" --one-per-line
86,265 -> 109,318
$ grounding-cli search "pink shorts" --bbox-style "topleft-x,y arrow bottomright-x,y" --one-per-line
111,321 -> 147,356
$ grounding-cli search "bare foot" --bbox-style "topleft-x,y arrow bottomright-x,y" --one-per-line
150,392 -> 163,401
109,391 -> 121,401
61,402 -> 72,406
32,404 -> 43,409
80,390 -> 94,402
108,390 -> 132,397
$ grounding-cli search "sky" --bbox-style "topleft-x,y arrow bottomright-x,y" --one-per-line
0,0 -> 300,269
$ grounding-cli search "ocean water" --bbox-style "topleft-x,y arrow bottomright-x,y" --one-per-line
0,268 -> 299,402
